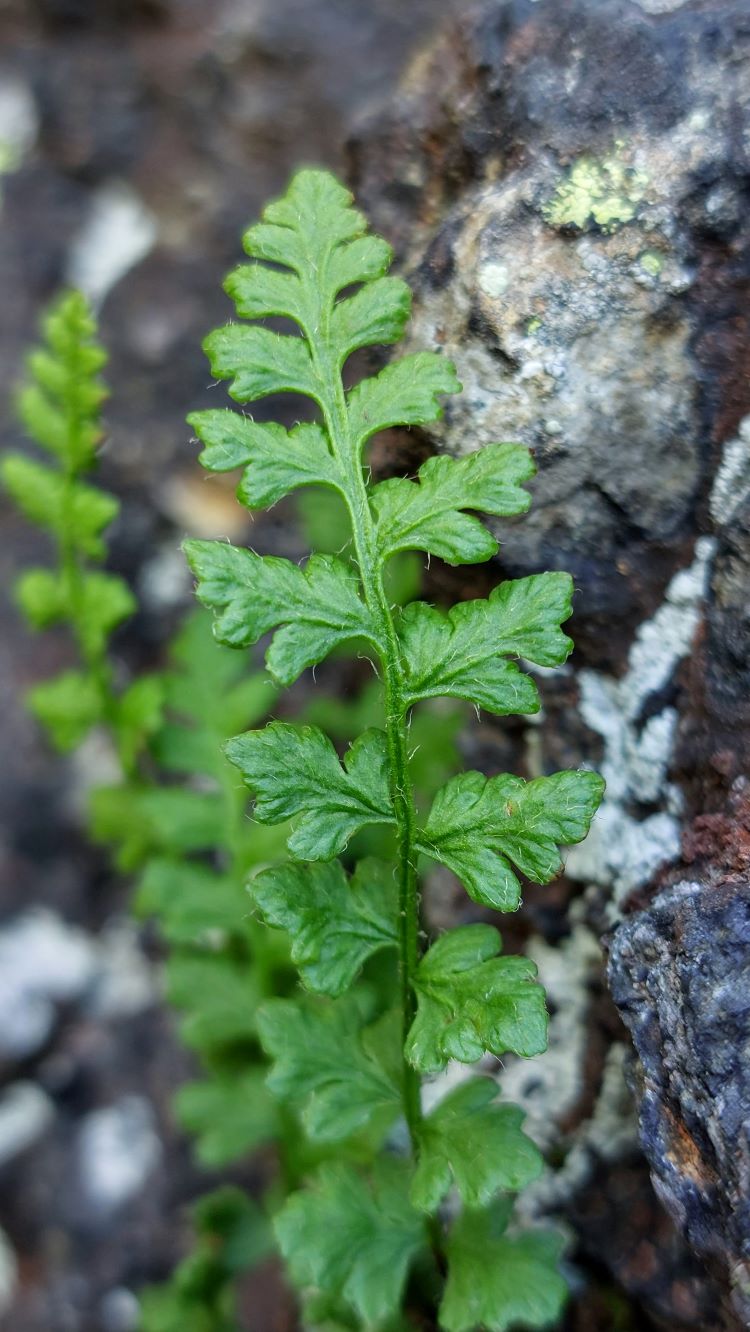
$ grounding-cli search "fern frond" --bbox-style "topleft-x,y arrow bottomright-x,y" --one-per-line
187,168 -> 604,1329
2,292 -> 159,765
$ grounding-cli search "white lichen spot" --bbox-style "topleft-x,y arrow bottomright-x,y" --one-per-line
70,727 -> 123,807
87,918 -> 158,1021
634,0 -> 689,11
138,542 -> 193,612
626,537 -> 715,707
0,909 -> 157,1058
478,260 -> 510,298
78,1096 -> 161,1214
567,803 -> 681,907
710,415 -> 750,529
100,1287 -> 141,1332
0,1082 -> 55,1168
0,911 -> 97,1058
566,538 -> 715,913
686,107 -> 711,133
515,1042 -> 639,1221
66,180 -> 157,308
499,925 -> 602,1150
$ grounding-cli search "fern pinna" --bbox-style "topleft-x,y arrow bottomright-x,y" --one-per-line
187,168 -> 604,1331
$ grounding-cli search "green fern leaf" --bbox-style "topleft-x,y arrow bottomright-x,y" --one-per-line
189,411 -> 343,508
440,1201 -> 568,1332
27,670 -> 103,751
153,608 -> 278,779
223,254 -> 411,360
417,768 -> 605,910
15,568 -> 135,658
400,572 -> 574,713
2,454 -> 118,556
90,785 -> 224,870
329,275 -> 412,359
225,723 -> 393,859
185,541 -> 381,682
165,952 -> 261,1054
251,858 -> 398,997
15,290 -> 107,469
412,1080 -> 543,1212
135,860 -> 244,944
257,998 -> 401,1142
140,1188 -> 272,1332
13,569 -> 68,629
372,443 -> 534,566
275,1160 -> 424,1328
203,323 -> 320,405
406,924 -> 548,1073
184,167 -> 605,1328
3,290 -> 142,770
237,170 -> 394,325
175,1070 -> 278,1167
78,573 -> 137,656
115,674 -> 165,774
347,354 -> 459,456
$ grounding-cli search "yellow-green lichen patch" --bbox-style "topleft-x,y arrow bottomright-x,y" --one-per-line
639,250 -> 663,277
543,154 -> 649,234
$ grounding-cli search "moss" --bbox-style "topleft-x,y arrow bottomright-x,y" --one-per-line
544,152 -> 649,234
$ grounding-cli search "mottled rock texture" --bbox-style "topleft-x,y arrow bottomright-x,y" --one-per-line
609,866 -> 750,1326
351,0 -> 750,1326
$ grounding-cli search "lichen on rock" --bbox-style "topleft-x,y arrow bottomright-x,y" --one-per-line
542,149 -> 649,233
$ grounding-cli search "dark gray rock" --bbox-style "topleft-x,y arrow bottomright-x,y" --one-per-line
608,874 -> 750,1327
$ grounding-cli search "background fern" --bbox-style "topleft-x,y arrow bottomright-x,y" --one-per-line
1,291 -> 163,766
2,296 -> 285,1330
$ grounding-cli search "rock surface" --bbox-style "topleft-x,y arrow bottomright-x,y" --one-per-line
609,870 -> 750,1327
351,0 -> 750,1325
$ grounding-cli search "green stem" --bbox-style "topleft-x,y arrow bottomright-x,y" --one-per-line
313,341 -> 423,1153
217,748 -> 275,995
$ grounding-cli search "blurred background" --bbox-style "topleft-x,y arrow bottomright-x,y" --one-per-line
2,1 -> 750,1331
0,3 -> 469,1329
